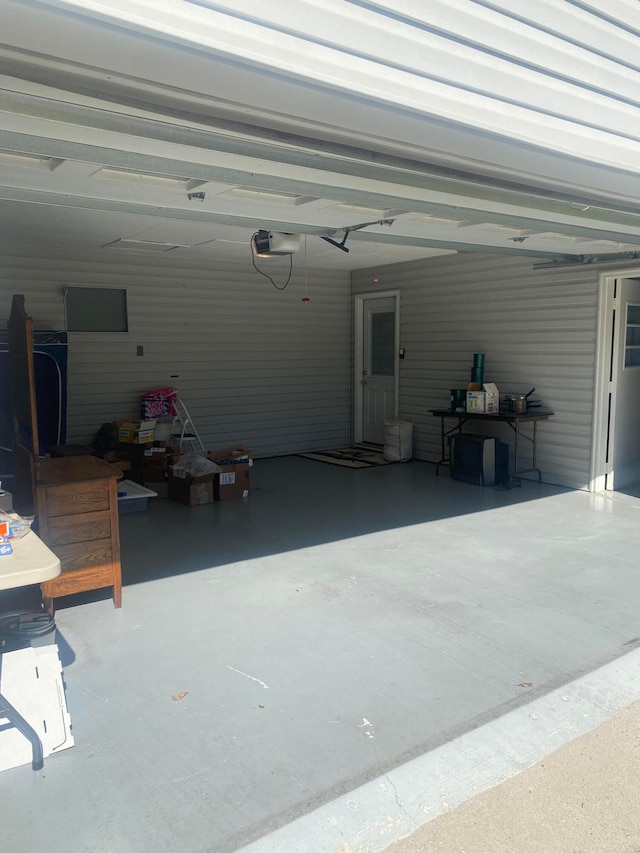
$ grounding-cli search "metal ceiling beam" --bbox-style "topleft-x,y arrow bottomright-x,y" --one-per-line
0,186 -> 579,258
0,126 -> 638,251
1,82 -> 640,229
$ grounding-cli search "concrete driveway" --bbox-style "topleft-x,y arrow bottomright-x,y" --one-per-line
385,696 -> 640,853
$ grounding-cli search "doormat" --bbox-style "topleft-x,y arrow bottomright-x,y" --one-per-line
298,447 -> 394,468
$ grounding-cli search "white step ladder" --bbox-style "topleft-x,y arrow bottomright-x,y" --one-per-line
171,398 -> 205,453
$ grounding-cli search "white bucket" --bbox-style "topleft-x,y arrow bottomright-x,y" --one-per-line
383,418 -> 413,462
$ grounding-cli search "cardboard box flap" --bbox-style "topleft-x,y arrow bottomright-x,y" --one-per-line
206,444 -> 247,463
116,418 -> 156,431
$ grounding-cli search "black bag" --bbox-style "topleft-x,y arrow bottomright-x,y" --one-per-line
92,421 -> 120,456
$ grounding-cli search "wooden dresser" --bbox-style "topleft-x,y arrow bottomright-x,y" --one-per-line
36,456 -> 122,614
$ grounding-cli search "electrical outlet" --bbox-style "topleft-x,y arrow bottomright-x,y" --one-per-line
136,345 -> 144,356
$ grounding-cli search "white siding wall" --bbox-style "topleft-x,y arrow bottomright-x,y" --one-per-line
0,249 -> 351,456
352,253 -> 611,489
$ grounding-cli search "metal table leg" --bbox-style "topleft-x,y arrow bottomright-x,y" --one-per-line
0,689 -> 44,770
507,418 -> 542,482
435,415 -> 466,475
532,420 -> 542,482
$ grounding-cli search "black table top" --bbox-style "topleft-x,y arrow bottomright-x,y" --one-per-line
430,408 -> 554,422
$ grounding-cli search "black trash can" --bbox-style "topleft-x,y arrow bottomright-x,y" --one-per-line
0,611 -> 56,653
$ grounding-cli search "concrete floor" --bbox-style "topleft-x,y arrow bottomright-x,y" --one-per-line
1,456 -> 640,853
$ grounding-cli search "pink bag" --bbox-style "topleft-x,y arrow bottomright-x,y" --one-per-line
140,387 -> 178,418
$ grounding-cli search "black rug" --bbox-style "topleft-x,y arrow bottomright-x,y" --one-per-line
298,447 -> 394,468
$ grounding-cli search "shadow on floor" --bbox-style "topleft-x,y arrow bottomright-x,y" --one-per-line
0,455 -> 580,615
118,456 -> 567,586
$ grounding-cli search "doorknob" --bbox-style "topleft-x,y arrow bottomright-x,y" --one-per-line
361,379 -> 367,385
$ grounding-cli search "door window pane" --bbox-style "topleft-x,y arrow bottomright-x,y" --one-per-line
625,304 -> 640,368
371,311 -> 395,375
625,348 -> 640,368
626,304 -> 640,325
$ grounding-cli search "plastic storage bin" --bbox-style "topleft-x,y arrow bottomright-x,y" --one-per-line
116,480 -> 158,514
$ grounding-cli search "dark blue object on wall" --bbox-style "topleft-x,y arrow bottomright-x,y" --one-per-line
0,330 -> 68,478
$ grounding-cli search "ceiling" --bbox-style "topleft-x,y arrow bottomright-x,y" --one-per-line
1,0 -> 640,272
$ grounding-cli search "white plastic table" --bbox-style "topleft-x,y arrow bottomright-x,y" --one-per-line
0,530 -> 61,590
0,530 -> 61,769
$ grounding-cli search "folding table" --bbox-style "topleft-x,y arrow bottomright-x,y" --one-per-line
0,531 -> 60,769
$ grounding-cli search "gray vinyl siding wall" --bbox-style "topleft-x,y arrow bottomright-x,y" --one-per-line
351,253 -> 616,490
0,249 -> 350,456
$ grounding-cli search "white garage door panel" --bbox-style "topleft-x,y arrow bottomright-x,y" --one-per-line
4,1 -> 640,178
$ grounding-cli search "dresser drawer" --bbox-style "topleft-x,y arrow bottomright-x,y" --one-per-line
46,510 -> 112,548
42,563 -> 116,599
42,481 -> 112,517
55,538 -> 114,572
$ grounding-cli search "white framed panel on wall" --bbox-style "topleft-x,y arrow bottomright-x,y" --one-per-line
353,289 -> 400,445
591,266 -> 640,491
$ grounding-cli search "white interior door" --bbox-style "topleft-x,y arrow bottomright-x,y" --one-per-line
608,277 -> 640,490
355,293 -> 399,445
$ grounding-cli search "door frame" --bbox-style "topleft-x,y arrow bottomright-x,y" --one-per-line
591,265 -> 640,491
353,289 -> 400,445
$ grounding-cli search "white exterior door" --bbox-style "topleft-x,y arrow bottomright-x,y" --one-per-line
608,277 -> 640,490
355,293 -> 399,445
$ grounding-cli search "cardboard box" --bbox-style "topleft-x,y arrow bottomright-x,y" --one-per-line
206,444 -> 247,464
119,442 -> 179,484
466,382 -> 499,414
214,465 -> 250,501
207,444 -> 251,463
168,470 -> 215,506
143,445 -> 175,459
119,442 -> 179,464
210,449 -> 252,501
117,419 -> 156,444
109,458 -> 132,474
